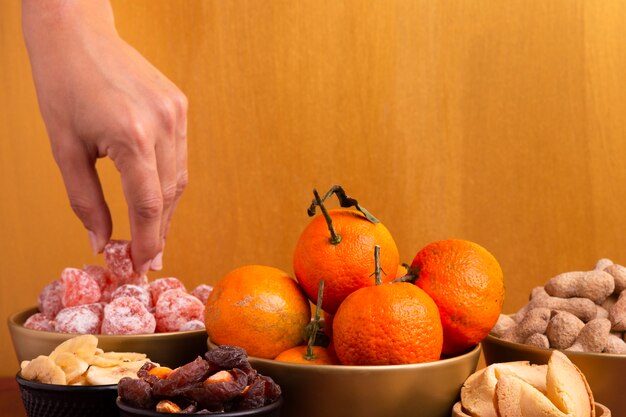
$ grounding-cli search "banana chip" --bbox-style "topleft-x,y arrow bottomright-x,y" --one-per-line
49,334 -> 98,363
90,351 -> 147,367
22,356 -> 67,385
20,335 -> 152,386
98,351 -> 147,361
86,361 -> 148,385
54,352 -> 90,384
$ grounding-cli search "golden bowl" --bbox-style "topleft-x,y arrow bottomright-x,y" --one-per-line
451,400 -> 611,417
8,306 -> 208,368
482,334 -> 624,417
209,340 -> 481,417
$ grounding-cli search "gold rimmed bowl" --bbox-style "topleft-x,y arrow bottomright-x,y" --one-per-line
209,340 -> 481,417
8,306 -> 208,368
482,334 -> 624,417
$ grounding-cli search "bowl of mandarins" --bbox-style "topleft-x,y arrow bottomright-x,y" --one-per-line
8,240 -> 212,369
205,186 -> 505,417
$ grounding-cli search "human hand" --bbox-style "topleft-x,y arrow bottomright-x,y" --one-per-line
22,0 -> 188,275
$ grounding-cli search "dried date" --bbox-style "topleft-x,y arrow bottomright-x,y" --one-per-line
119,346 -> 281,414
234,375 -> 282,411
152,356 -> 211,397
118,377 -> 155,409
205,345 -> 253,373
185,368 -> 248,411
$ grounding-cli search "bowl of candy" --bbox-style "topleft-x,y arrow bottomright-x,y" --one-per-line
8,240 -> 213,368
16,335 -> 151,417
452,349 -> 611,417
116,345 -> 283,417
482,259 -> 626,416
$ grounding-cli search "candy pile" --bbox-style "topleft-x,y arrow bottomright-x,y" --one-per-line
20,335 -> 151,386
24,240 -> 213,335
118,345 -> 281,414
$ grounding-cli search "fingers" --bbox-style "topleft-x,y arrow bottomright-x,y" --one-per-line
52,135 -> 112,255
151,89 -> 188,272
162,90 -> 188,241
109,88 -> 187,276
113,129 -> 163,276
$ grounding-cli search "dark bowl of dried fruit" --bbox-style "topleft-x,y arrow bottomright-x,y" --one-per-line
116,345 -> 283,416
116,396 -> 283,416
15,334 -> 158,417
8,306 -> 209,368
16,373 -> 119,417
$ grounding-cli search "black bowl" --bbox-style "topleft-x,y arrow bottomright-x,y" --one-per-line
116,396 -> 283,416
16,373 -> 118,417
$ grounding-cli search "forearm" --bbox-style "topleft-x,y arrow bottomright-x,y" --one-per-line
22,0 -> 117,49
21,0 -> 188,271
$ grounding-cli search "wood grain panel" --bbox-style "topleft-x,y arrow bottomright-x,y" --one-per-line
2,0 -> 626,376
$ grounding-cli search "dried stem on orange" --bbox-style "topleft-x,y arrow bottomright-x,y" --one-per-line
333,246 -> 443,365
303,280 -> 325,361
312,190 -> 341,245
294,186 -> 400,314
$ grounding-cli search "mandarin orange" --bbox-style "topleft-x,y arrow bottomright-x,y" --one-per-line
410,239 -> 505,356
274,280 -> 338,364
274,345 -> 339,365
204,265 -> 311,359
293,208 -> 399,313
322,311 -> 334,338
333,282 -> 443,365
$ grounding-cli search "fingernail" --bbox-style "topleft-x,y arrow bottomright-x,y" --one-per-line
151,251 -> 163,271
87,230 -> 99,255
138,260 -> 152,276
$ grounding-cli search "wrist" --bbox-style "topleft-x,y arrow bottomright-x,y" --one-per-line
22,0 -> 116,43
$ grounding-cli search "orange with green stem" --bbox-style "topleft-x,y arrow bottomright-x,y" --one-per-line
293,185 -> 400,314
333,246 -> 443,365
274,280 -> 339,364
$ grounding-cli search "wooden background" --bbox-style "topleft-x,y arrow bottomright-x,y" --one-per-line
1,0 -> 626,377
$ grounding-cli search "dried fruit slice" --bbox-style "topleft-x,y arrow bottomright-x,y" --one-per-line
86,360 -> 148,385
98,351 -> 147,362
54,352 -> 89,384
21,355 -> 66,385
49,334 -> 98,363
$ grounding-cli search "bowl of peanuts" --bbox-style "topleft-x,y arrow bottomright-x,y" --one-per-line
8,240 -> 213,369
483,258 -> 626,416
